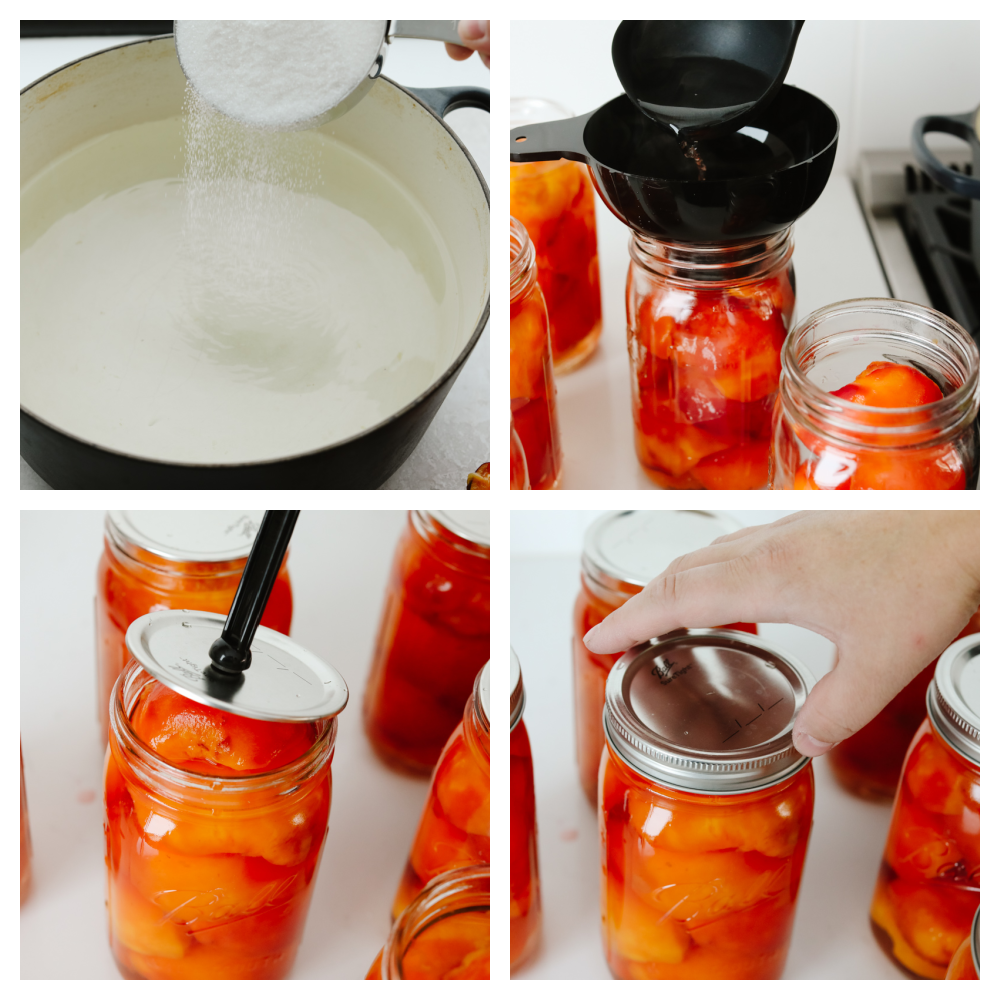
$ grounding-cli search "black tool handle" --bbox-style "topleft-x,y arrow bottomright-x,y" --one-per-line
510,112 -> 593,165
209,511 -> 300,675
912,111 -> 980,200
411,85 -> 490,118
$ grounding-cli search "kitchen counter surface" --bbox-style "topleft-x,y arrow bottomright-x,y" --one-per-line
511,509 -> 909,980
20,35 -> 489,491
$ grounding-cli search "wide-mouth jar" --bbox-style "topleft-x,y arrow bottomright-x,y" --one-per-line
599,629 -> 815,979
772,298 -> 979,489
368,866 -> 490,980
627,229 -> 795,489
510,215 -> 562,490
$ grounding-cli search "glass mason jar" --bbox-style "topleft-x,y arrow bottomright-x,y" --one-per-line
511,97 -> 603,373
21,744 -> 32,905
510,650 -> 541,969
600,629 -> 815,980
772,299 -> 979,489
96,511 -> 293,734
511,216 -> 563,490
368,866 -> 490,980
829,608 -> 979,800
511,417 -> 530,489
626,229 -> 794,489
945,907 -> 979,980
393,664 -> 489,917
572,511 -> 757,805
870,633 -> 979,979
364,511 -> 490,774
105,661 -> 336,980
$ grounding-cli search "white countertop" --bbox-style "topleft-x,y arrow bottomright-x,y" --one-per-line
20,35 -> 489,491
550,176 -> 890,490
511,509 -> 907,980
20,510 -> 461,979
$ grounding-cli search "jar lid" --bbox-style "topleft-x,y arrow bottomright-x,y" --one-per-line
583,510 -> 743,594
425,510 -> 490,548
476,660 -> 491,726
604,628 -> 814,794
510,648 -> 525,731
928,632 -> 979,764
107,511 -> 264,564
125,609 -> 349,723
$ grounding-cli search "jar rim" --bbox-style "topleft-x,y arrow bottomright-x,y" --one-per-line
510,215 -> 535,297
110,661 -> 336,799
780,297 -> 980,445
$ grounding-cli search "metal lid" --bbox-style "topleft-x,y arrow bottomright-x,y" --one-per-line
425,510 -> 490,548
971,906 -> 980,977
510,648 -> 525,731
125,610 -> 349,723
107,511 -> 265,564
604,628 -> 814,794
928,632 -> 979,764
477,660 -> 491,726
583,511 -> 743,595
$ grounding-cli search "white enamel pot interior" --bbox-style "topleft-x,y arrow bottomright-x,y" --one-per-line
20,35 -> 489,488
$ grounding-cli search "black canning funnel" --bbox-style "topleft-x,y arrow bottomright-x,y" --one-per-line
510,84 -> 838,244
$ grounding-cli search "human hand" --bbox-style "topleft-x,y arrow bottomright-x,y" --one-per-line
583,511 -> 979,758
446,20 -> 489,68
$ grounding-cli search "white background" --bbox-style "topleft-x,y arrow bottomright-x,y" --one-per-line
20,33 -> 490,491
511,509 -> 909,980
19,510 -> 492,979
510,20 -> 979,489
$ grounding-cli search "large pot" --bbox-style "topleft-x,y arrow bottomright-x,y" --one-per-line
21,36 -> 489,488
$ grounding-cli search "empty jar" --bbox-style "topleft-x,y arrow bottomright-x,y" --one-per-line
511,216 -> 563,490
364,511 -> 490,774
573,510 -> 756,804
511,97 -> 602,373
772,299 -> 979,489
367,866 -> 490,980
600,629 -> 815,979
96,511 -> 293,734
870,633 -> 979,979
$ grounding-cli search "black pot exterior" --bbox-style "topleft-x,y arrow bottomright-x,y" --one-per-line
22,358 -> 465,488
511,85 -> 838,244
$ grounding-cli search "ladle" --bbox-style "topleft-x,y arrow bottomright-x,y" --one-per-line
175,20 -> 469,129
209,509 -> 300,678
612,20 -> 804,140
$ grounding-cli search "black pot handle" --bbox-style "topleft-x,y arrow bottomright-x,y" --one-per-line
510,112 -> 594,165
911,110 -> 979,200
410,85 -> 489,118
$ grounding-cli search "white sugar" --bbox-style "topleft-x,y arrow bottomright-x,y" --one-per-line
175,20 -> 386,129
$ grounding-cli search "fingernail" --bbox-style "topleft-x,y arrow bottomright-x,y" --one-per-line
794,732 -> 838,757
583,624 -> 602,649
459,20 -> 487,41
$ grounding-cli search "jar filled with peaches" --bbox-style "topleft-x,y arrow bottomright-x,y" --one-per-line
364,510 -> 489,774
829,608 -> 979,800
96,511 -> 293,734
104,611 -> 348,980
510,650 -> 541,969
572,510 -> 756,804
368,866 -> 490,980
511,216 -> 562,490
626,230 -> 794,489
392,663 -> 489,918
511,98 -> 602,373
870,633 -> 979,979
600,629 -> 815,979
772,299 -> 979,489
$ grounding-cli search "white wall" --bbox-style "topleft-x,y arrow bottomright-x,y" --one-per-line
511,20 -> 980,174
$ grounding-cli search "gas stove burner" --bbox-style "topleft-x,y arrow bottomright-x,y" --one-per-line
511,84 -> 838,244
